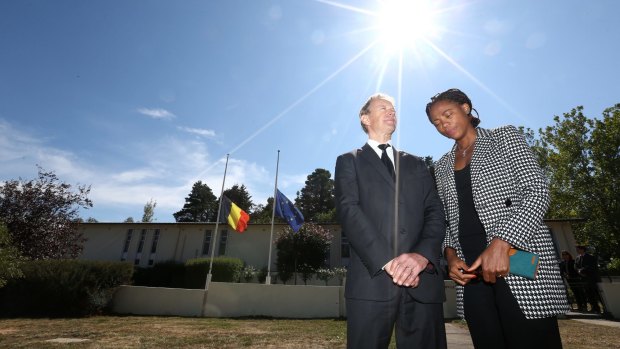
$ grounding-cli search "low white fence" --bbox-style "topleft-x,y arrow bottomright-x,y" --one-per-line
112,281 -> 458,319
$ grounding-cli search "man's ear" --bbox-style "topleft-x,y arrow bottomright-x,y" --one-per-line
361,114 -> 370,126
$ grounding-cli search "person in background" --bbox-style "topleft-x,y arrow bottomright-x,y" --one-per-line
426,88 -> 569,349
335,92 -> 447,348
560,250 -> 586,311
575,245 -> 602,313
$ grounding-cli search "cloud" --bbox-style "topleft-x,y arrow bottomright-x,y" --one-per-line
137,108 -> 176,120
177,126 -> 217,138
0,119 -> 91,180
112,168 -> 161,183
0,119 -> 276,222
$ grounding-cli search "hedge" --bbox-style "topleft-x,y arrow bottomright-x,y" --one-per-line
0,260 -> 133,317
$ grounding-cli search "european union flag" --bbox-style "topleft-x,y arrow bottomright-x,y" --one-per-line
275,189 -> 304,232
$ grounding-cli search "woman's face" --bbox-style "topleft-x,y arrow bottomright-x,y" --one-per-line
428,99 -> 472,140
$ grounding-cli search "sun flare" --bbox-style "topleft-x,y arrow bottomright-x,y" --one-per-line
376,0 -> 439,52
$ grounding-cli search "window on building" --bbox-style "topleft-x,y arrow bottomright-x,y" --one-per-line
134,229 -> 147,265
218,229 -> 228,256
202,229 -> 212,256
148,229 -> 160,266
121,229 -> 133,261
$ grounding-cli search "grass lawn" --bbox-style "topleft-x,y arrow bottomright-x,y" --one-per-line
0,316 -> 618,348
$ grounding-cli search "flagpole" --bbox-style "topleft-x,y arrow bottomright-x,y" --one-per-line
205,153 -> 229,291
266,150 -> 280,285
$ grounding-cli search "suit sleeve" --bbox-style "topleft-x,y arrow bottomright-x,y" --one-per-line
411,159 -> 446,270
335,152 -> 392,277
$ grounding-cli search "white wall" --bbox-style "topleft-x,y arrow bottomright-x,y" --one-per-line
111,281 -> 459,319
599,278 -> 620,319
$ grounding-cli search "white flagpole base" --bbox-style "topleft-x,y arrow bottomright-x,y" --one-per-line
205,273 -> 213,290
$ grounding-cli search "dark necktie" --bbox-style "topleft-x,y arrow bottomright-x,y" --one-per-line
378,144 -> 395,180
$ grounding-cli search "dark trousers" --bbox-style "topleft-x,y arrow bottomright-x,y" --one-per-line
346,289 -> 446,349
583,280 -> 601,312
566,279 -> 587,310
463,278 -> 562,349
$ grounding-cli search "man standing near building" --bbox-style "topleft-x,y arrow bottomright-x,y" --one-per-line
335,93 -> 447,348
575,245 -> 602,313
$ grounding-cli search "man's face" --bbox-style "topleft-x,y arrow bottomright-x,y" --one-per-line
362,98 -> 396,137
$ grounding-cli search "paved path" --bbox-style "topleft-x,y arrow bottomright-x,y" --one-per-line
445,316 -> 620,349
445,323 -> 474,349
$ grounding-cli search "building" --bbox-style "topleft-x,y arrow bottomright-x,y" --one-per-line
79,220 -> 579,272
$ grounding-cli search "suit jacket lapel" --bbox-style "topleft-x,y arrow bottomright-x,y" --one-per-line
361,143 -> 395,187
470,128 -> 493,187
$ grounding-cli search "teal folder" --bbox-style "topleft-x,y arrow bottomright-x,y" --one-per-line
509,248 -> 539,280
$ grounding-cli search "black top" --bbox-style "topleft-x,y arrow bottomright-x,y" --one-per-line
454,164 -> 487,263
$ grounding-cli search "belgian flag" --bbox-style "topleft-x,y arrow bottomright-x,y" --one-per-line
219,195 -> 250,233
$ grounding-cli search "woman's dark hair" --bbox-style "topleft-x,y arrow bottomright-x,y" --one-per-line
425,88 -> 481,127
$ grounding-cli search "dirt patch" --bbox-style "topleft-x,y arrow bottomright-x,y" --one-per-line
45,338 -> 91,343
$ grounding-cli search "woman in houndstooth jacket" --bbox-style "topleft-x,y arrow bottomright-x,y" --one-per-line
426,89 -> 569,349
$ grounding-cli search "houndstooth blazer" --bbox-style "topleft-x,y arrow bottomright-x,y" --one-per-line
434,125 -> 570,319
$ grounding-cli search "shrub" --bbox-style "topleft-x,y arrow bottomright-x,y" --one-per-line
241,265 -> 257,283
275,223 -> 332,285
0,260 -> 133,317
316,268 -> 335,286
333,267 -> 347,286
132,261 -> 185,288
184,257 -> 243,288
257,266 -> 268,284
606,258 -> 620,275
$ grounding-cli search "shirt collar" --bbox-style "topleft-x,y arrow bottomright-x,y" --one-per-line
367,139 -> 394,161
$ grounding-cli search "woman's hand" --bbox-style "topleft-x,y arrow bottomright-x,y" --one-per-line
467,238 -> 511,283
445,247 -> 478,286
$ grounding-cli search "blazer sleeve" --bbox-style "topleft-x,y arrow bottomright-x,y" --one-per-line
335,152 -> 392,277
493,125 -> 550,248
433,158 -> 455,251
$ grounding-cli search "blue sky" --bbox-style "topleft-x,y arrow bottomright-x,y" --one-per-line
1,0 -> 618,222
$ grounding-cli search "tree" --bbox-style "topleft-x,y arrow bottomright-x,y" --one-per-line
222,184 -> 253,212
275,223 -> 332,285
173,181 -> 218,222
314,208 -> 336,223
0,223 -> 24,288
123,217 -> 135,223
526,104 -> 620,261
142,198 -> 157,222
86,217 -> 98,223
295,168 -> 335,222
250,197 -> 274,224
0,167 -> 92,260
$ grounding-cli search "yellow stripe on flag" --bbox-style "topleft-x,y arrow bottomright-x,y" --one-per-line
227,201 -> 249,233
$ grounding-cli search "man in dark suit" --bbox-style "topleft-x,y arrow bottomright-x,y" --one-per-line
335,93 -> 447,349
575,245 -> 601,313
